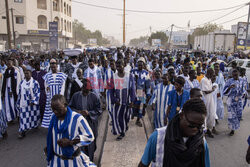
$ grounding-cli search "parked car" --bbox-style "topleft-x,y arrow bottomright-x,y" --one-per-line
227,59 -> 250,89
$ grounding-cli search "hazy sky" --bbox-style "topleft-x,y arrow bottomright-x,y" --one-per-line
72,0 -> 249,44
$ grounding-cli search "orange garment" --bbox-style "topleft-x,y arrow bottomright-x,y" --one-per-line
197,74 -> 204,83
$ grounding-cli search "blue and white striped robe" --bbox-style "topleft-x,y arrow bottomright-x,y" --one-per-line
3,68 -> 21,122
42,72 -> 67,128
0,74 -> 7,137
48,112 -> 96,167
104,68 -> 115,118
110,72 -> 136,135
131,69 -> 151,118
149,83 -> 174,128
17,78 -> 40,132
84,66 -> 104,97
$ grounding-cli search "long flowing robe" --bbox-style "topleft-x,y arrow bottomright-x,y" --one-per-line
47,111 -> 96,167
200,76 -> 216,130
223,78 -> 244,130
215,71 -> 225,120
131,69 -> 151,118
110,72 -> 136,135
84,66 -> 104,97
0,73 -> 7,137
104,68 -> 115,119
41,72 -> 67,128
69,91 -> 102,161
149,83 -> 174,128
2,68 -> 21,122
17,78 -> 40,132
32,70 -> 47,119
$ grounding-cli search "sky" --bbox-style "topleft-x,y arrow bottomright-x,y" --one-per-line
72,0 -> 250,44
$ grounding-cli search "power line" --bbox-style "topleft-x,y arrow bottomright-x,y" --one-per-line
190,5 -> 247,28
218,14 -> 248,25
72,0 -> 248,14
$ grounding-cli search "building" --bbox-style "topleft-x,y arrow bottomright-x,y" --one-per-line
0,0 -> 72,51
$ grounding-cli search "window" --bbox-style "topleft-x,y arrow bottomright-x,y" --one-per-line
38,15 -> 47,29
37,0 -> 47,10
14,0 -> 22,2
53,0 -> 59,11
16,16 -> 24,24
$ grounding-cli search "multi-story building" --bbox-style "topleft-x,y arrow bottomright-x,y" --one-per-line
0,0 -> 72,51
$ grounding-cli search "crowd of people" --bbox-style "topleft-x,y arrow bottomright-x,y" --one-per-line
0,47 -> 249,166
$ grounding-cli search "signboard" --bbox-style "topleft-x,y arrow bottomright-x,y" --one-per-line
236,22 -> 250,50
49,22 -> 58,50
88,38 -> 97,45
28,30 -> 50,35
152,39 -> 161,47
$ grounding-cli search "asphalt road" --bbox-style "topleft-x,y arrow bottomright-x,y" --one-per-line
0,106 -> 249,167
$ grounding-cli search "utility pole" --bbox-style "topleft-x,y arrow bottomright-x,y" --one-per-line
10,8 -> 16,49
168,24 -> 174,49
245,2 -> 250,50
123,0 -> 126,46
5,0 -> 12,49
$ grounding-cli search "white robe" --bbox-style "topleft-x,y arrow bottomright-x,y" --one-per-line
200,77 -> 216,129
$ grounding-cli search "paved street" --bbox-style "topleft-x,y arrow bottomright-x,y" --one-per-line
0,106 -> 249,167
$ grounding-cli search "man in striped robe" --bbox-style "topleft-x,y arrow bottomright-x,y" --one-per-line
84,58 -> 104,98
110,59 -> 136,140
41,59 -> 67,128
16,70 -> 40,138
0,72 -> 7,139
149,73 -> 174,129
46,95 -> 96,167
2,58 -> 21,122
104,59 -> 116,122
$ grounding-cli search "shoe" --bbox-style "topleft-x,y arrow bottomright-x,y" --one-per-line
136,120 -> 143,127
116,133 -> 125,141
18,132 -> 26,139
206,130 -> 214,138
215,119 -> 219,125
212,128 -> 219,135
229,130 -> 234,136
2,131 -> 8,139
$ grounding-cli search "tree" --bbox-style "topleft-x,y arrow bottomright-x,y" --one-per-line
148,31 -> 168,46
72,19 -> 110,46
129,36 -> 149,47
188,23 -> 223,45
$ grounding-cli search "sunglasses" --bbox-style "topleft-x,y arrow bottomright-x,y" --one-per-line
184,113 -> 204,130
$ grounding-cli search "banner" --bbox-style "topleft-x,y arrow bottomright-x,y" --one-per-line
49,22 -> 58,50
88,38 -> 97,45
152,39 -> 161,47
236,22 -> 250,50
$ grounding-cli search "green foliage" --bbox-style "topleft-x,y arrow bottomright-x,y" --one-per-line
73,19 -> 110,46
129,36 -> 149,47
148,31 -> 169,46
188,23 -> 223,45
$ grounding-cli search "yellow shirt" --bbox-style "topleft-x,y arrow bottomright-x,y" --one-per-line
197,74 -> 204,83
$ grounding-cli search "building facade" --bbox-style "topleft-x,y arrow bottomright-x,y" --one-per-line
0,0 -> 72,51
